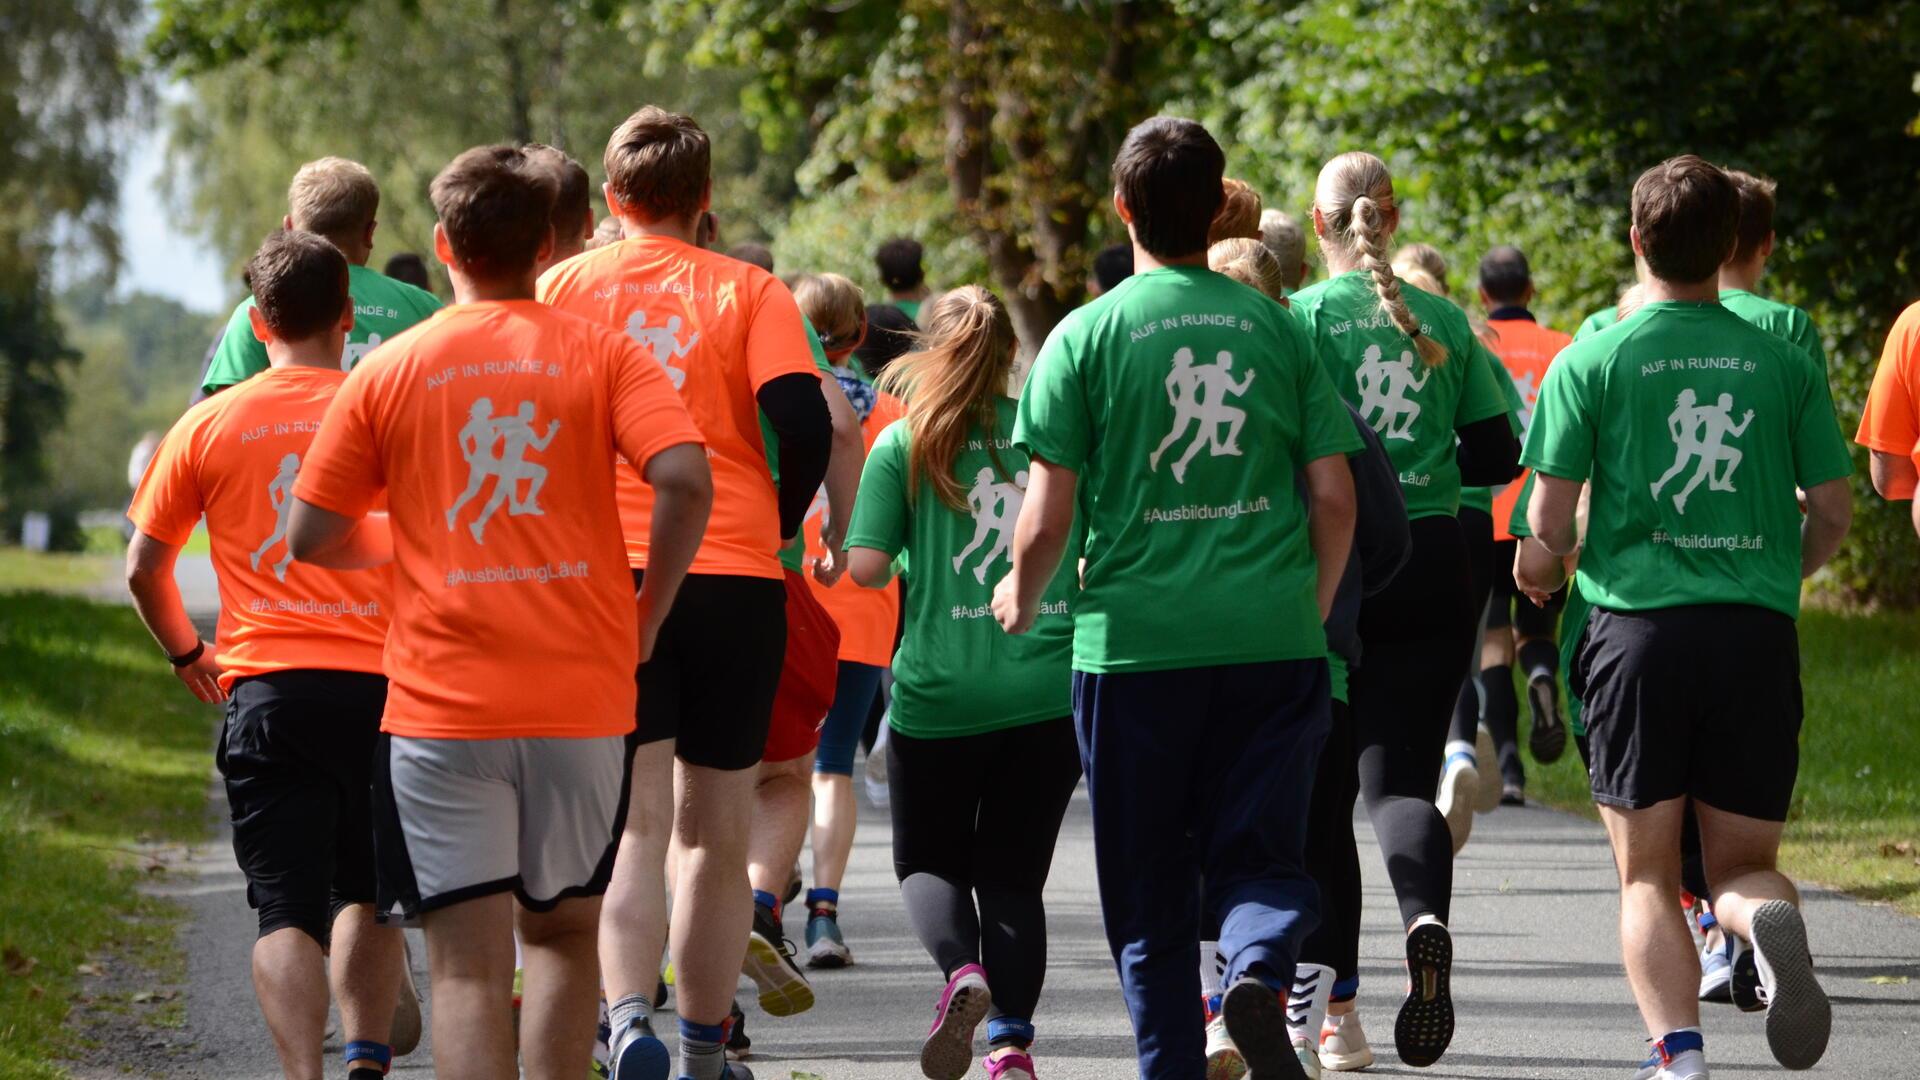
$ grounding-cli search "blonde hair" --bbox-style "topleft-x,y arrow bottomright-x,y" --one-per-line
1209,178 -> 1263,244
790,273 -> 866,355
1391,243 -> 1449,296
1208,238 -> 1287,302
288,157 -> 379,241
875,286 -> 1018,511
588,215 -> 623,250
1616,282 -> 1648,322
1314,152 -> 1447,366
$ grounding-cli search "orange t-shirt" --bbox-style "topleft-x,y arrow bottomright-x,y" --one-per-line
129,366 -> 389,689
293,301 -> 704,740
1485,315 -> 1573,541
806,390 -> 903,666
537,236 -> 820,578
1857,301 -> 1920,500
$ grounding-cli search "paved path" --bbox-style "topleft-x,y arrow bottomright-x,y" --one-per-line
155,782 -> 1918,1078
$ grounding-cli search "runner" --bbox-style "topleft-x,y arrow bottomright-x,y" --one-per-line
875,237 -> 932,321
538,107 -> 833,1080
200,158 -> 442,396
1209,178 -> 1263,244
1474,245 -> 1575,807
789,272 -> 903,970
1289,151 -> 1520,1068
383,252 -> 432,291
525,143 -> 597,276
1258,209 -> 1312,295
999,116 -> 1362,1080
1521,154 -> 1851,1080
126,230 -> 408,1080
1857,299 -> 1920,535
1089,243 -> 1135,299
834,286 -> 1080,1080
1209,237 -> 1414,1079
1718,170 -> 1826,366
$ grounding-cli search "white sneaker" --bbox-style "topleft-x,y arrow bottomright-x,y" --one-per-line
1318,1009 -> 1373,1072
1436,751 -> 1478,854
1204,1006 -> 1247,1080
1287,964 -> 1333,1080
1473,724 -> 1501,812
1653,1047 -> 1708,1080
864,722 -> 891,807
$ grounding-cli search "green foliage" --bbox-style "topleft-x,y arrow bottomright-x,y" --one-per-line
771,171 -> 986,300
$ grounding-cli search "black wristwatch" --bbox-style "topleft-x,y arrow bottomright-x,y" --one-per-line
168,640 -> 207,668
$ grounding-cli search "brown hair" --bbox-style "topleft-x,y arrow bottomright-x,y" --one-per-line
287,157 -> 379,242
522,143 -> 593,246
1391,243 -> 1449,296
1725,168 -> 1778,265
791,273 -> 867,355
1314,152 -> 1447,366
1209,178 -> 1263,244
1112,116 -> 1226,259
1258,209 -> 1307,289
604,106 -> 710,224
875,286 -> 1018,511
429,145 -> 558,280
1207,238 -> 1287,302
1630,155 -> 1738,284
244,229 -> 349,342
588,215 -> 623,250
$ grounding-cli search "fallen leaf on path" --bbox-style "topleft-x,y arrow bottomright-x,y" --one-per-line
1879,840 -> 1914,858
75,962 -> 104,977
790,1072 -> 827,1080
1865,974 -> 1910,985
131,989 -> 179,1004
3,947 -> 37,977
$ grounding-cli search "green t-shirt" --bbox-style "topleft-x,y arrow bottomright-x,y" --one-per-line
1461,342 -> 1529,516
1289,271 -> 1510,519
847,398 -> 1076,736
201,262 -> 442,395
1573,306 -> 1618,342
1720,288 -> 1825,368
893,298 -> 923,323
1013,265 -> 1362,674
774,314 -> 835,573
1522,300 -> 1854,618
1328,652 -> 1349,705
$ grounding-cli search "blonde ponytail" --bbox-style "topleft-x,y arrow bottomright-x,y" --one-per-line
1315,152 -> 1449,367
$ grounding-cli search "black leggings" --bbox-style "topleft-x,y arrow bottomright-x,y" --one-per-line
889,717 -> 1082,1039
1348,515 -> 1477,927
1299,700 -> 1362,993
1450,507 -> 1497,748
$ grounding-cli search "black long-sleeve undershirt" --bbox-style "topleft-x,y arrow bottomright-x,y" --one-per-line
1455,413 -> 1522,488
756,372 -> 834,540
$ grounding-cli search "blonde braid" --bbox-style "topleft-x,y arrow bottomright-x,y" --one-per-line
1348,195 -> 1447,367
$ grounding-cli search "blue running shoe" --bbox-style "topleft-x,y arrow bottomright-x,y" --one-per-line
609,1015 -> 669,1080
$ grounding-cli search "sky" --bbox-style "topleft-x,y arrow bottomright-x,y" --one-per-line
116,112 -> 232,315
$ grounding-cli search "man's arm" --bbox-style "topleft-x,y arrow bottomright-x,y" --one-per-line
287,502 -> 395,569
635,443 -> 713,662
1527,472 -> 1585,557
126,531 -> 226,703
1303,452 -> 1357,621
813,377 -> 864,586
1800,477 -> 1852,577
992,455 -> 1076,635
1869,450 -> 1918,500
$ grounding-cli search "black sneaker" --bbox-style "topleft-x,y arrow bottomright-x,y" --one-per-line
1222,976 -> 1304,1080
781,865 -> 803,909
743,904 -> 815,1016
1730,938 -> 1763,1012
1750,900 -> 1830,1070
1526,674 -> 1567,764
726,998 -> 751,1059
1394,918 -> 1455,1068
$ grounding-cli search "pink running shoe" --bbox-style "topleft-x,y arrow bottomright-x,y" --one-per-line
984,1047 -> 1037,1080
921,963 -> 992,1080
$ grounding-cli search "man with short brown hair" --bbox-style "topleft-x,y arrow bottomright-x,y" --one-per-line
525,143 -> 596,276
1718,168 -> 1826,366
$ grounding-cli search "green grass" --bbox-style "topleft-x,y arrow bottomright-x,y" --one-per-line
1526,607 -> 1920,916
0,592 -> 215,1076
0,545 -> 115,594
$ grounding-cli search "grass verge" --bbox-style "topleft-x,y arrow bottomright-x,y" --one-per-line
1525,606 -> 1920,917
0,589 -> 216,1076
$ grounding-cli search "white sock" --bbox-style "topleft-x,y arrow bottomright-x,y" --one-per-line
1198,940 -> 1225,997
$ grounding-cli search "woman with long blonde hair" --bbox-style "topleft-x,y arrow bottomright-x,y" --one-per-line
846,286 -> 1081,1080
1288,152 -> 1520,1072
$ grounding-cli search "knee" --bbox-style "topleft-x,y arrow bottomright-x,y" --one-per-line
258,895 -> 332,950
519,898 -> 600,948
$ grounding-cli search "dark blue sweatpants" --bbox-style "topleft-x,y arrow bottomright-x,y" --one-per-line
1074,659 -> 1330,1080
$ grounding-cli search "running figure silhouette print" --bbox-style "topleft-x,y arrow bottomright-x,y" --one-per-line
445,397 -> 561,543
1148,347 -> 1256,484
1354,343 -> 1429,442
625,311 -> 699,390
953,467 -> 1028,583
249,452 -> 301,581
1651,388 -> 1754,514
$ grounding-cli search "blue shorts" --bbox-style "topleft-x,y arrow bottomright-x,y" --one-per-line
814,661 -> 884,776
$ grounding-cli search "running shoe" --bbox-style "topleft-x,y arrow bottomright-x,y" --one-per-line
983,1047 -> 1037,1080
1222,976 -> 1304,1080
1287,963 -> 1334,1080
1729,939 -> 1762,1013
1318,1009 -> 1373,1072
1749,900 -> 1830,1070
743,905 -> 815,1017
1203,996 -> 1248,1080
1639,1032 -> 1709,1080
865,722 -> 892,808
726,999 -> 751,1060
782,865 -> 803,909
1697,937 -> 1733,1003
1473,724 -> 1501,813
1394,917 -> 1454,1068
1436,752 -> 1479,854
805,902 -> 853,969
921,963 -> 991,1080
591,995 -> 612,1076
391,935 -> 423,1055
1499,785 -> 1525,807
607,1014 -> 669,1080
1526,673 -> 1567,764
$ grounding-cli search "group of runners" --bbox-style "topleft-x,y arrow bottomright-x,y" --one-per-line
117,99 -> 1914,1080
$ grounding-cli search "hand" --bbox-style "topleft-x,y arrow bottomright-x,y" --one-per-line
992,573 -> 1035,635
174,651 -> 228,705
812,524 -> 848,587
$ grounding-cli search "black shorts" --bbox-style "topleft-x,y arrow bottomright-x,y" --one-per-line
217,669 -> 388,944
631,571 -> 786,771
1571,604 -> 1801,821
1487,538 -> 1565,636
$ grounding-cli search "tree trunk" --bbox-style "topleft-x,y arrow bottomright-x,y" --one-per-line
495,0 -> 534,144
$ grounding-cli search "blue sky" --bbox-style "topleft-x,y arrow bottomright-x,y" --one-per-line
117,117 -> 232,315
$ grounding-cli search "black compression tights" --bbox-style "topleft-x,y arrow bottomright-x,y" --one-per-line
1450,506 -> 1497,748
1349,515 -> 1477,927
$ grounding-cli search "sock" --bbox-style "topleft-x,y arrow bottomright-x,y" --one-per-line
752,888 -> 780,920
987,1016 -> 1034,1050
1696,908 -> 1718,933
1655,1027 -> 1705,1063
343,1040 -> 391,1078
1518,639 -> 1558,683
806,886 -> 839,914
1197,940 -> 1225,997
677,1017 -> 730,1080
1444,738 -> 1476,765
609,991 -> 654,1037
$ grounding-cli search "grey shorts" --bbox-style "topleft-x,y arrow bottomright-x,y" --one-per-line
371,733 -> 631,922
